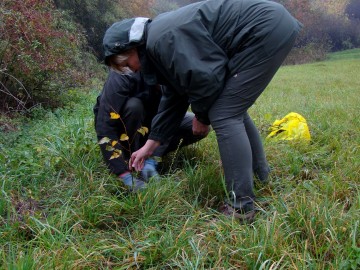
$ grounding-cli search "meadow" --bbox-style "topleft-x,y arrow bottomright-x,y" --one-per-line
0,49 -> 359,269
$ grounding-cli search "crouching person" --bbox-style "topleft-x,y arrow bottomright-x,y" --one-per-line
94,69 -> 208,192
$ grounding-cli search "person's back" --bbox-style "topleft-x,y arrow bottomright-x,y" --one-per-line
145,0 -> 302,120
94,71 -> 150,137
147,0 -> 301,74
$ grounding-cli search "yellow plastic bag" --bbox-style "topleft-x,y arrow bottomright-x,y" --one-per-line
266,112 -> 311,142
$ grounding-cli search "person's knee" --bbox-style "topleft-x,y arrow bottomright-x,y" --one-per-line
210,113 -> 245,131
123,98 -> 144,118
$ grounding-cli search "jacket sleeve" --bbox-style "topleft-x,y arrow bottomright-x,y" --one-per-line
148,21 -> 228,124
148,86 -> 190,142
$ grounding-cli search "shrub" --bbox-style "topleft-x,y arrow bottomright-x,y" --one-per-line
0,0 -> 94,112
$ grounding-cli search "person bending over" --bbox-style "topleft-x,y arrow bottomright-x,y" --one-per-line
102,0 -> 302,222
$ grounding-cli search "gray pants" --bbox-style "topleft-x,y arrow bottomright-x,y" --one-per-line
208,32 -> 298,210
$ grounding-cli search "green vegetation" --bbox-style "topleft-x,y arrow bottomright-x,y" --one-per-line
1,51 -> 359,269
0,0 -> 101,110
326,48 -> 360,61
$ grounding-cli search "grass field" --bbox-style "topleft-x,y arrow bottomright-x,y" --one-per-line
1,49 -> 359,269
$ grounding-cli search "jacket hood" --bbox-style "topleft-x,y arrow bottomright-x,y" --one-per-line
103,17 -> 150,65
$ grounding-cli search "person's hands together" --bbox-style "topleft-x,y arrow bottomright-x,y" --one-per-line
130,140 -> 160,171
192,117 -> 210,136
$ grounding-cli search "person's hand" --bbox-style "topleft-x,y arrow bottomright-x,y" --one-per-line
192,117 -> 210,136
130,148 -> 148,171
130,140 -> 160,171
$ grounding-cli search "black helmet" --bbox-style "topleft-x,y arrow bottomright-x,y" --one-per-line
103,17 -> 150,65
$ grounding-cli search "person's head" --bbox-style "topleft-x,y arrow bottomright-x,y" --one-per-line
107,49 -> 141,73
103,17 -> 150,72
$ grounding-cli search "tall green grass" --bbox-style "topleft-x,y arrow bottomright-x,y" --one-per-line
1,50 -> 359,269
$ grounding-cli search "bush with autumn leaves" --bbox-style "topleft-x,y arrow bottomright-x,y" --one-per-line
0,0 -> 95,111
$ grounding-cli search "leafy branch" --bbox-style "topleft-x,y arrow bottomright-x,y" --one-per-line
98,111 -> 148,161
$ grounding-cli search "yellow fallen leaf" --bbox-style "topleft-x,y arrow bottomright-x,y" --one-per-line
114,149 -> 122,154
137,126 -> 149,136
120,134 -> 129,141
111,140 -> 118,147
98,137 -> 111,144
109,152 -> 121,160
110,112 -> 120,119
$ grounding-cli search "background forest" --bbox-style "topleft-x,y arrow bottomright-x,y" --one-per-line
1,0 -> 360,114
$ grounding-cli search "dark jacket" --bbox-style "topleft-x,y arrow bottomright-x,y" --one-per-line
94,71 -> 151,138
94,70 -> 161,174
102,0 -> 302,143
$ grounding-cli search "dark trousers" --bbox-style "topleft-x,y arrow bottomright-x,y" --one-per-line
121,97 -> 204,163
208,31 -> 298,210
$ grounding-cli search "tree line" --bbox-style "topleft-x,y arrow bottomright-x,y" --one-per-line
1,0 -> 359,113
